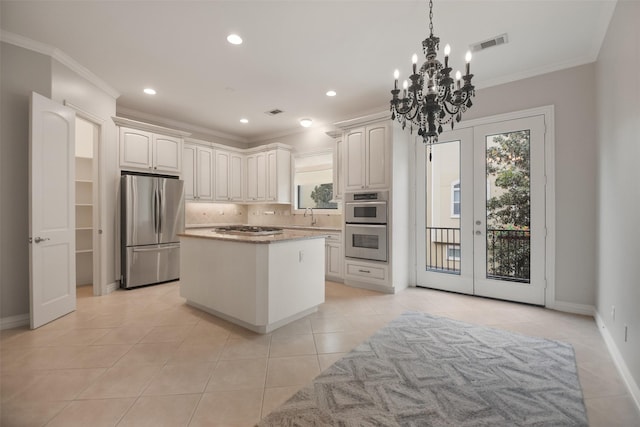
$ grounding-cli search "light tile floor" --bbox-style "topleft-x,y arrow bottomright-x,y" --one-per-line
1,281 -> 639,426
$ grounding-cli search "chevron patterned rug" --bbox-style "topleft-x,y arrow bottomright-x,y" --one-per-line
259,312 -> 588,426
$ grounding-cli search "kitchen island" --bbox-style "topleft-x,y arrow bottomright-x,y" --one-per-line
178,227 -> 326,333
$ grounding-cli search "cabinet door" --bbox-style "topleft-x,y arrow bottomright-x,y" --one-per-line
365,124 -> 389,189
344,128 -> 365,191
153,134 -> 182,173
120,127 -> 152,170
255,153 -> 267,201
196,147 -> 214,201
246,154 -> 258,201
182,144 -> 197,200
214,150 -> 230,201
266,151 -> 277,201
246,153 -> 266,201
326,242 -> 343,279
229,152 -> 244,201
332,138 -> 343,200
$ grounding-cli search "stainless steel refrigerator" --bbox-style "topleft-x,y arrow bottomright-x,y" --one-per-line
120,174 -> 184,289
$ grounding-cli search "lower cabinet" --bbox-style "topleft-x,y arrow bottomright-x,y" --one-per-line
344,259 -> 389,290
325,232 -> 343,281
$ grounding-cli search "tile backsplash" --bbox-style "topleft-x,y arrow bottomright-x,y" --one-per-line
185,202 -> 342,229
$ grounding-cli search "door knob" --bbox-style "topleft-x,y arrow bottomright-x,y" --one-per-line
34,237 -> 50,243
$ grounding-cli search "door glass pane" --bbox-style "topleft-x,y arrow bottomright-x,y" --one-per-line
425,141 -> 461,274
485,130 -> 531,283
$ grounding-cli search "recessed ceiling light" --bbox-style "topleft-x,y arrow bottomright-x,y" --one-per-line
227,34 -> 243,45
299,118 -> 313,128
326,90 -> 337,97
240,118 -> 249,124
143,88 -> 156,95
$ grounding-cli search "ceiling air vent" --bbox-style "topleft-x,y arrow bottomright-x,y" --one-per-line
470,33 -> 508,53
265,109 -> 284,116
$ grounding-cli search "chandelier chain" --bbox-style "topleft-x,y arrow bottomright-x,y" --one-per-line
428,0 -> 433,36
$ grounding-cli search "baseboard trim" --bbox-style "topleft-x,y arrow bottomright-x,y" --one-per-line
106,281 -> 119,294
0,313 -> 29,330
595,311 -> 640,413
549,300 -> 595,316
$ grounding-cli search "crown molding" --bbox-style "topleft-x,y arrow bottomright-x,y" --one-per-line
116,106 -> 248,146
1,30 -> 120,99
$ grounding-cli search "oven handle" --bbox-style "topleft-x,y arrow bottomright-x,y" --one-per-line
345,223 -> 388,229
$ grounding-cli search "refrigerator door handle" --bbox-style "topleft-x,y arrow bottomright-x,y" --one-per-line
158,186 -> 163,234
153,187 -> 159,234
132,246 -> 176,253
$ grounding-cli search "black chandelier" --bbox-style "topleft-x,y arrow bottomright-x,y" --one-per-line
390,0 -> 475,149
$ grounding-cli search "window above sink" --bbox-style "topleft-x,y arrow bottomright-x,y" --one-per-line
293,150 -> 341,215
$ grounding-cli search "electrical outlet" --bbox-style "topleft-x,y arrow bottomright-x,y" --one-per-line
612,306 -> 616,321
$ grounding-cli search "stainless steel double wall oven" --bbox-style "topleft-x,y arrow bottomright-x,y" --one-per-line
344,191 -> 388,262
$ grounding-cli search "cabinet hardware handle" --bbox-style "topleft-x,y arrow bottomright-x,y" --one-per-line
358,269 -> 370,273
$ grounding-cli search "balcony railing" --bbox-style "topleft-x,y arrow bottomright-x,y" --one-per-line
426,227 -> 530,283
487,228 -> 530,283
426,227 -> 460,274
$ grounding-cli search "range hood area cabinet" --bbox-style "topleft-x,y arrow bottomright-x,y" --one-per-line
113,117 -> 191,175
182,138 -> 292,204
214,149 -> 244,202
183,143 -> 214,201
242,146 -> 292,204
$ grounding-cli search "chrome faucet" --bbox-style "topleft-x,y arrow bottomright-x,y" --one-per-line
304,207 -> 317,226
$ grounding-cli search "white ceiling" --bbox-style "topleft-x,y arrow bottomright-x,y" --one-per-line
0,1 -> 616,143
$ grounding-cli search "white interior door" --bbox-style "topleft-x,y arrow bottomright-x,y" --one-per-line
29,92 -> 76,328
416,114 -> 546,305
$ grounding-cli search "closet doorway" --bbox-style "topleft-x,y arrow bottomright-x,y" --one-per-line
74,116 -> 101,296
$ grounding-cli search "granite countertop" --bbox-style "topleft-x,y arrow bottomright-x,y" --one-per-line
185,224 -> 342,233
179,228 -> 330,244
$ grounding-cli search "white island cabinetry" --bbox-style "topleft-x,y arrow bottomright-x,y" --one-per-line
179,230 -> 325,333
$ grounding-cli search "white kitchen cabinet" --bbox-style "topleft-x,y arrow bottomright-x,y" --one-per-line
246,146 -> 291,203
214,149 -> 244,202
183,142 -> 213,201
266,149 -> 291,203
332,137 -> 344,201
246,152 -> 267,201
344,123 -> 389,191
325,232 -> 343,281
119,126 -> 182,174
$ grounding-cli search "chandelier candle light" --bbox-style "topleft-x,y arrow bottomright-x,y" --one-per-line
390,0 -> 476,156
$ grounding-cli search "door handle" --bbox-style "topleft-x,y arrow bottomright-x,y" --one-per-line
34,237 -> 50,243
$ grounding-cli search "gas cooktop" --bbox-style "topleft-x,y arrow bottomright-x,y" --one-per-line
213,226 -> 284,236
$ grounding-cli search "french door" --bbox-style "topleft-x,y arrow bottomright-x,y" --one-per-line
416,113 -> 547,305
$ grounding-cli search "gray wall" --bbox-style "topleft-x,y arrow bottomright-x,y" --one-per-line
595,0 -> 640,388
0,43 -> 52,320
463,63 -> 598,308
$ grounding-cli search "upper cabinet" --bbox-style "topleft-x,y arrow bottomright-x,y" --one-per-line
246,147 -> 291,203
114,117 -> 189,175
183,142 -> 214,202
245,152 -> 267,202
266,148 -> 291,203
214,149 -> 243,202
343,123 -> 390,191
